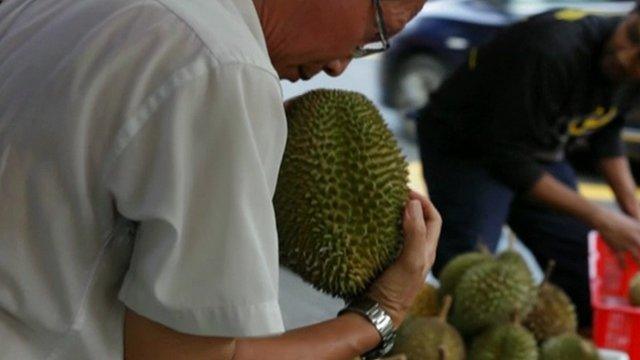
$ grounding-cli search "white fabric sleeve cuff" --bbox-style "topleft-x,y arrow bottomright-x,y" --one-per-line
120,272 -> 285,337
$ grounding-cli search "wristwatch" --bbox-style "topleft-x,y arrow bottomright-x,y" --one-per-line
338,296 -> 396,360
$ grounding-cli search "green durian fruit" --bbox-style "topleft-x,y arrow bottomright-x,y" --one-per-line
496,230 -> 530,277
469,321 -> 538,360
274,89 -> 409,299
630,272 -> 640,306
524,261 -> 577,342
438,251 -> 492,300
391,296 -> 466,360
540,333 -> 601,360
408,283 -> 440,318
451,260 -> 536,335
496,250 -> 530,276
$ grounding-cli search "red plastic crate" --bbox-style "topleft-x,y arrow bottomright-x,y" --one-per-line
589,232 -> 640,359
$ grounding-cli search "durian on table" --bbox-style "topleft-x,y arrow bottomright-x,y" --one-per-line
390,296 -> 466,360
540,333 -> 600,360
523,261 -> 577,342
274,89 -> 409,300
449,256 -> 537,336
469,313 -> 538,360
408,283 -> 440,318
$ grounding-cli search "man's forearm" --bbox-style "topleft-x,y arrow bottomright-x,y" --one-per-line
234,312 -> 380,360
528,172 -> 606,228
598,156 -> 640,218
125,308 -> 380,360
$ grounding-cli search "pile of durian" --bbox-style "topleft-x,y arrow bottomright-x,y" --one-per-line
383,245 -> 602,360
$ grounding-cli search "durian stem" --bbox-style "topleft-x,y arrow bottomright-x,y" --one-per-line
476,238 -> 491,255
507,228 -> 517,250
543,260 -> 557,284
439,295 -> 453,321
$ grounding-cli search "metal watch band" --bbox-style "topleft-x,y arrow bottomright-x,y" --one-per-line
338,296 -> 396,359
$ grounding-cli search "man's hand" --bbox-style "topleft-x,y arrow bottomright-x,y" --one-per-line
595,207 -> 640,264
367,190 -> 441,328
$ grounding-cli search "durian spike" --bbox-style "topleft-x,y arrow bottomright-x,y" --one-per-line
438,346 -> 446,360
542,260 -> 557,285
439,295 -> 453,322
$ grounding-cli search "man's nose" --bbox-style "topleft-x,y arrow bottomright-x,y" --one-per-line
323,59 -> 352,77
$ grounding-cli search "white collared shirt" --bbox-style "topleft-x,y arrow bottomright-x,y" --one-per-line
0,0 -> 286,357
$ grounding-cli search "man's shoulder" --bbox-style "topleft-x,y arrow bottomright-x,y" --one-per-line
41,0 -> 277,77
155,0 -> 276,77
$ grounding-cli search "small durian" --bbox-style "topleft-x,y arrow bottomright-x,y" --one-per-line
540,333 -> 600,360
469,312 -> 538,360
451,259 -> 536,335
496,229 -> 530,277
630,272 -> 640,306
391,296 -> 466,360
523,261 -> 577,342
408,283 -> 440,317
275,89 -> 409,299
438,247 -> 492,300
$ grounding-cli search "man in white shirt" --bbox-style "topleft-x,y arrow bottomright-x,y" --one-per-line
0,0 -> 437,358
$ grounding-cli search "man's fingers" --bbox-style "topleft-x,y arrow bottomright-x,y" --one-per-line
409,190 -> 441,227
401,200 -> 427,255
398,196 -> 442,273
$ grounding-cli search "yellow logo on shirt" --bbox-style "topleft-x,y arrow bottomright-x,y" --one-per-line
568,106 -> 618,136
554,9 -> 589,22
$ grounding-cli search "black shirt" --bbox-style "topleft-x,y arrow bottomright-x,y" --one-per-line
420,10 -> 626,192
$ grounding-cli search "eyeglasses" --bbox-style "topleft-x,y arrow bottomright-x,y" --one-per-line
352,0 -> 390,58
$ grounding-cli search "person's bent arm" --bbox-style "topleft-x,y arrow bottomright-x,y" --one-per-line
124,191 -> 441,360
597,156 -> 640,219
529,172 -> 640,262
124,308 -> 379,360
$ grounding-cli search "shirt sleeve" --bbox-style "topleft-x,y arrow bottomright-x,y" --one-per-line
476,48 -> 568,192
103,58 -> 286,337
589,114 -> 625,159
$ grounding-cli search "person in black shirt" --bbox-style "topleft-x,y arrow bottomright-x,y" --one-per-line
418,8 -> 640,327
